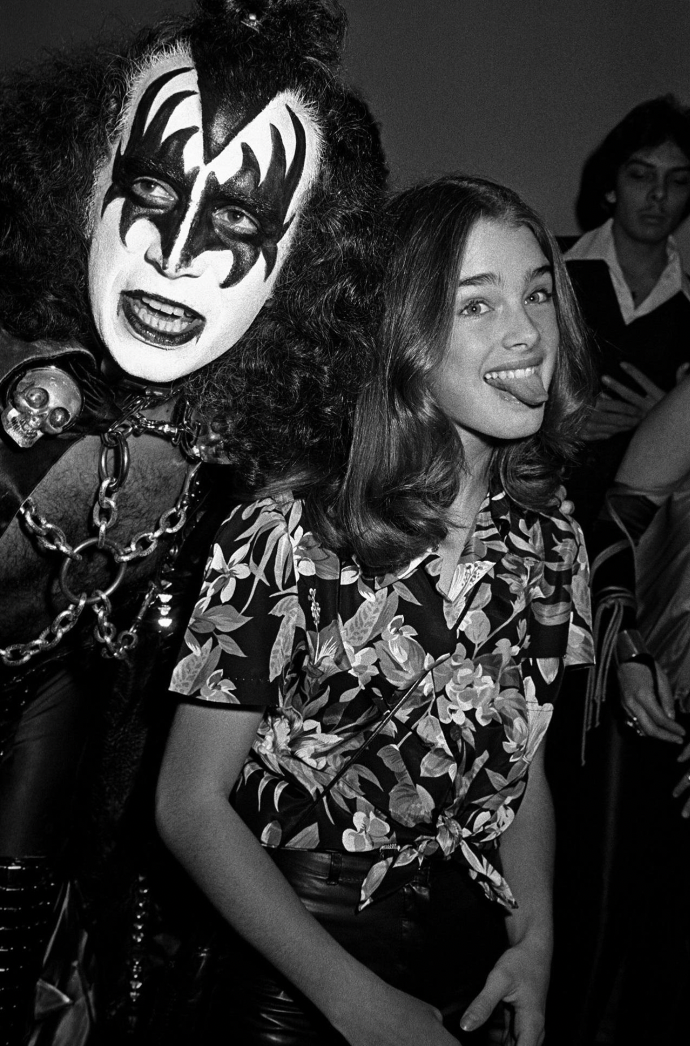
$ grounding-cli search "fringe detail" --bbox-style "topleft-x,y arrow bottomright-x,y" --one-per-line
582,534 -> 635,765
582,596 -> 624,764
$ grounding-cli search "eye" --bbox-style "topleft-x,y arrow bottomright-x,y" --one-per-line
670,174 -> 690,188
130,177 -> 177,209
458,299 -> 490,317
625,166 -> 653,182
526,287 -> 553,305
213,206 -> 260,241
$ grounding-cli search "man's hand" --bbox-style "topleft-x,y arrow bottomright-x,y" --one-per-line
618,662 -> 690,821
582,363 -> 665,441
617,660 -> 685,744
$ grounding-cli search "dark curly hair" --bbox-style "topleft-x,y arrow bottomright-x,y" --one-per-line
0,0 -> 389,489
576,94 -> 690,231
326,175 -> 595,575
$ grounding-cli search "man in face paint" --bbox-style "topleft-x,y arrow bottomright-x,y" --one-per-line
0,3 -> 387,1040
89,51 -> 322,383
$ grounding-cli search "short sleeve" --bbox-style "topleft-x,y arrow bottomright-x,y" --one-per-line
563,515 -> 595,668
528,511 -> 594,670
169,496 -> 303,705
556,514 -> 593,669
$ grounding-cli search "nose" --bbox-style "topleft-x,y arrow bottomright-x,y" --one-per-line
648,177 -> 667,204
501,302 -> 540,352
144,230 -> 206,279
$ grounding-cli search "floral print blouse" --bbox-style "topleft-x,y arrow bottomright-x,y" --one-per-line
170,484 -> 593,910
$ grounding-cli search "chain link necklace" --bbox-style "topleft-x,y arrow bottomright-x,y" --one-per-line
1,394 -> 202,667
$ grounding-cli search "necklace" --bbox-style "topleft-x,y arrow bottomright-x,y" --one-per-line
0,394 -> 203,667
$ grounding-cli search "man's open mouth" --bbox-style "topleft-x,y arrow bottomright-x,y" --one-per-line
120,292 -> 205,348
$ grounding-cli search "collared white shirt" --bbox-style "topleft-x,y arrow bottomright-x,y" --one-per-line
564,218 -> 690,325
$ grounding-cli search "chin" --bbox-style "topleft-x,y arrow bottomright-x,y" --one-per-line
633,223 -> 672,244
105,344 -> 190,384
490,403 -> 546,438
118,357 -> 196,384
102,319 -> 203,383
499,417 -> 545,442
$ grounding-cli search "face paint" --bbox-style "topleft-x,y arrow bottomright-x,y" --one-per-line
88,51 -> 322,382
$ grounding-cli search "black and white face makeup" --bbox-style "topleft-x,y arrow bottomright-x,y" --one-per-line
88,51 -> 322,382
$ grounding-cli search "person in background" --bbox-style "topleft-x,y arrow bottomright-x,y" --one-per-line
605,375 -> 690,752
580,376 -> 690,1045
156,175 -> 594,1046
547,97 -> 690,1045
562,94 -> 690,538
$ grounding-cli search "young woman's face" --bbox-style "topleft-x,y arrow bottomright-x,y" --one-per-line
610,140 -> 690,245
432,218 -> 559,464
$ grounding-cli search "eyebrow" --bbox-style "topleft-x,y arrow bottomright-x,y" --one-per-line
457,263 -> 552,289
625,156 -> 690,172
117,154 -> 268,213
118,154 -> 187,189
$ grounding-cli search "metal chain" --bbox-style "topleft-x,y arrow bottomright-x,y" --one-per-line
18,502 -> 83,561
0,596 -> 88,667
1,402 -> 201,666
91,582 -> 158,660
114,463 -> 200,562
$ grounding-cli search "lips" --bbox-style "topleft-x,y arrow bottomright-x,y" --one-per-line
638,210 -> 668,225
120,292 -> 205,348
484,364 -> 549,407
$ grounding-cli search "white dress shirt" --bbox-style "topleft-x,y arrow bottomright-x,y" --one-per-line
564,218 -> 690,325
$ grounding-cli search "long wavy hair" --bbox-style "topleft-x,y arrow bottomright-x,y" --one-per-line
576,94 -> 690,231
0,0 -> 388,489
323,175 -> 594,574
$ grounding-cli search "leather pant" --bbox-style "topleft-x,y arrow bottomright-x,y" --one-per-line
0,660 -> 90,856
0,662 -> 90,1045
198,848 -> 507,1045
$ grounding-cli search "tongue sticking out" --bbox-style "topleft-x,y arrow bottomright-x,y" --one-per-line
485,370 -> 549,407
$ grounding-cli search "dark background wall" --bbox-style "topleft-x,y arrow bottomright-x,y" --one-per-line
3,0 -> 689,250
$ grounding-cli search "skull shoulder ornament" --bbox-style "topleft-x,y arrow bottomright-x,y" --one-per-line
1,366 -> 83,447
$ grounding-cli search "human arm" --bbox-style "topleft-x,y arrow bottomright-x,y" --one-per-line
587,496 -> 684,745
616,371 -> 690,490
459,744 -> 553,1046
156,701 -> 460,1046
592,381 -> 690,743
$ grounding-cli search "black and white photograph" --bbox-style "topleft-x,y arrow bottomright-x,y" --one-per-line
1,3 -> 689,1044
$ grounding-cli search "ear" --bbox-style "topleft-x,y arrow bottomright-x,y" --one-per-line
605,190 -> 616,206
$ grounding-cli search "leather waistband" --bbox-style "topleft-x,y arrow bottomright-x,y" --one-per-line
268,847 -> 429,887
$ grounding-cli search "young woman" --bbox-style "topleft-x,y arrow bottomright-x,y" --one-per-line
156,176 -> 594,1046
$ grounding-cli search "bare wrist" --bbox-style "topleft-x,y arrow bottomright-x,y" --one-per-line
319,954 -> 383,1030
505,920 -> 553,962
614,629 -> 650,666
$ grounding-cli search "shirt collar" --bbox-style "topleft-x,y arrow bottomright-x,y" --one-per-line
564,218 -> 690,324
372,478 -> 545,600
375,481 -> 508,580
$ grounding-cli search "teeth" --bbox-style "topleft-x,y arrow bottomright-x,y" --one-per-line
485,365 -> 537,380
140,294 -> 192,318
131,297 -> 199,334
